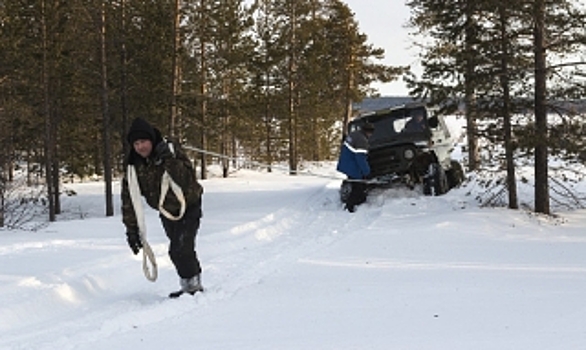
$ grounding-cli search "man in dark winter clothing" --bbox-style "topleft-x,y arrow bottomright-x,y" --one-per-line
404,111 -> 427,132
122,117 -> 204,296
336,122 -> 374,212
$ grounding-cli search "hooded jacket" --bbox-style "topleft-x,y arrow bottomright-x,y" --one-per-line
336,130 -> 371,179
121,118 -> 203,234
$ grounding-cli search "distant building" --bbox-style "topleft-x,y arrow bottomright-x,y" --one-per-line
353,97 -> 416,115
354,97 -> 586,116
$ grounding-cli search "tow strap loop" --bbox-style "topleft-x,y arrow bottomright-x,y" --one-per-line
158,143 -> 186,221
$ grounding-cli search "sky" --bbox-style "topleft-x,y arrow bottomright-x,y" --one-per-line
2,117 -> 586,349
344,0 -> 417,96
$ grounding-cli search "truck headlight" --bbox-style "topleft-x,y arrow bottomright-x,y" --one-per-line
404,149 -> 415,160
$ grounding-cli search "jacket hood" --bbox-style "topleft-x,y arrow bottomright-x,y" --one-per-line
127,117 -> 157,145
125,117 -> 163,165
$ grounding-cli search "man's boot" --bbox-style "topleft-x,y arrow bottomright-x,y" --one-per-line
180,274 -> 204,294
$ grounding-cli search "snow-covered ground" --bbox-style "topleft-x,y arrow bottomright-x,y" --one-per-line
1,163 -> 586,349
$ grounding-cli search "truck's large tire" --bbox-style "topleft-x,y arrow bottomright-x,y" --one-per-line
423,163 -> 448,196
446,160 -> 465,189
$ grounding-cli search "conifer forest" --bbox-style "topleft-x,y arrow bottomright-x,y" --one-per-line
0,0 -> 584,222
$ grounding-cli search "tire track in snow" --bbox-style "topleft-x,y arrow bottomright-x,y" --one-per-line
200,180 -> 386,301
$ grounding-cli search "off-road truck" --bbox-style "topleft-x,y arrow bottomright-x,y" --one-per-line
340,103 -> 464,203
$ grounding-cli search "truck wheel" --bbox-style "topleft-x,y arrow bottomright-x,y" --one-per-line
423,163 -> 448,196
446,160 -> 464,189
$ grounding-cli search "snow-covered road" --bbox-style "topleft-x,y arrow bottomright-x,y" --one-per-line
1,169 -> 586,349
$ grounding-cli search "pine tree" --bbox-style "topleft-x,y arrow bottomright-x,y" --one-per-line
248,0 -> 288,170
182,0 -> 213,179
207,0 -> 255,177
408,0 -> 586,213
407,0 -> 485,172
529,0 -> 585,214
323,0 -> 403,139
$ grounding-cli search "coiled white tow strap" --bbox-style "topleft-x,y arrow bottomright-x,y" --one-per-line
127,146 -> 187,281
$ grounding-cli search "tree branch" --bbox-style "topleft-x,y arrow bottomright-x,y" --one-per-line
548,61 -> 586,70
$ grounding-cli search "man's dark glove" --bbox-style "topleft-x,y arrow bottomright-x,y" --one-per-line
154,141 -> 173,165
126,231 -> 142,255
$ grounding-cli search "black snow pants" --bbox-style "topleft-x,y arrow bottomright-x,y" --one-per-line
160,203 -> 202,279
346,181 -> 367,212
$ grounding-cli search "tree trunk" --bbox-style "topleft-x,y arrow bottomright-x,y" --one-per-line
533,0 -> 549,214
231,134 -> 237,169
262,4 -> 273,173
169,0 -> 181,136
119,0 -> 129,161
100,1 -> 114,217
287,2 -> 298,175
342,67 -> 354,141
221,83 -> 230,178
310,111 -> 319,161
0,187 -> 4,228
52,156 -> 60,214
199,99 -> 207,180
198,0 -> 208,180
42,0 -> 55,222
342,33 -> 356,142
0,168 -> 5,227
464,0 -> 479,171
264,98 -> 272,173
499,4 -> 518,210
